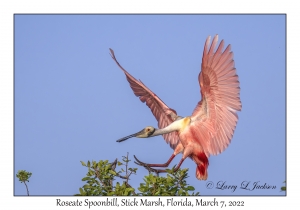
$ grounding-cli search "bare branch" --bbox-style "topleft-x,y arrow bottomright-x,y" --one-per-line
24,182 -> 29,196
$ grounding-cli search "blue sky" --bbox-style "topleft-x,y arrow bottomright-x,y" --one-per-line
14,15 -> 285,196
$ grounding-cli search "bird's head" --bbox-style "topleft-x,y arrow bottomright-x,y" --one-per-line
116,126 -> 155,142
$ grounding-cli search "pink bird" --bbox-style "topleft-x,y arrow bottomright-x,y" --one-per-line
109,35 -> 241,180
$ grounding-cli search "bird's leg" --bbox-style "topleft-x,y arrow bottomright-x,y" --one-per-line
134,154 -> 175,168
152,158 -> 185,173
171,158 -> 185,172
135,158 -> 186,174
133,143 -> 184,168
134,154 -> 176,174
134,143 -> 185,174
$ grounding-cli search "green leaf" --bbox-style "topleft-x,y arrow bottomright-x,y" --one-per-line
116,182 -> 120,188
166,169 -> 172,173
109,170 -> 117,175
124,189 -> 129,196
105,165 -> 110,171
155,189 -> 161,195
187,186 -> 195,191
82,177 -> 91,181
83,184 -> 91,189
80,161 -> 86,166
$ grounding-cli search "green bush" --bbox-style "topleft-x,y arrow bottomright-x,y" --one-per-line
76,153 -> 199,196
16,153 -> 199,196
16,170 -> 32,196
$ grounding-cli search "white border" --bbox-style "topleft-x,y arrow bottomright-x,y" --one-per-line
1,0 -> 294,209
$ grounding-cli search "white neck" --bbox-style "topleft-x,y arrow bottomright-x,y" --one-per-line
151,118 -> 186,136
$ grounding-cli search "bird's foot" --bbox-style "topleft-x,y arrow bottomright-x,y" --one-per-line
133,155 -> 149,167
133,155 -> 166,174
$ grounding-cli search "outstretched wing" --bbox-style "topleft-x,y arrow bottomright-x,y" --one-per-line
109,49 -> 180,149
190,35 -> 242,156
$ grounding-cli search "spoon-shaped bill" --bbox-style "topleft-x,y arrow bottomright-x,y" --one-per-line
116,129 -> 145,142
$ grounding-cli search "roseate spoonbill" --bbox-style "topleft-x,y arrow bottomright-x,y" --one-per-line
109,35 -> 241,180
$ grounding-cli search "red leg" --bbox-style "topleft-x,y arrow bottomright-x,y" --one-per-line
134,156 -> 186,174
145,158 -> 186,173
172,158 -> 185,172
134,154 -> 175,168
134,143 -> 186,174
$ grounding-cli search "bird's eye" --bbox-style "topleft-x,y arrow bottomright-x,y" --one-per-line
147,128 -> 150,131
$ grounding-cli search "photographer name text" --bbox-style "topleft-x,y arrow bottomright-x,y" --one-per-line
206,180 -> 277,192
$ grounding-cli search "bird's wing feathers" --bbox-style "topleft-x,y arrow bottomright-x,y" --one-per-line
190,35 -> 242,156
109,49 -> 180,149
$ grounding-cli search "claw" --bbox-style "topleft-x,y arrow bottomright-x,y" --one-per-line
133,155 -> 152,169
133,155 -> 152,168
133,155 -> 145,165
133,155 -> 166,174
134,161 -> 144,166
143,164 -> 162,174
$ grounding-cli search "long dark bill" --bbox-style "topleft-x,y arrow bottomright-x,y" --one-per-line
116,129 -> 145,143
